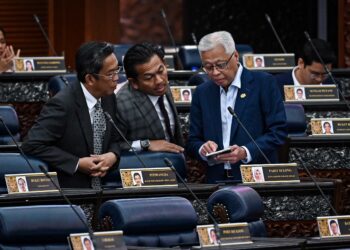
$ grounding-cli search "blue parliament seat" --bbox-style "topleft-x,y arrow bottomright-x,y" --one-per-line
113,44 -> 132,67
48,74 -> 77,97
284,103 -> 307,136
0,205 -> 88,249
0,153 -> 48,193
102,151 -> 187,188
99,196 -> 199,247
0,105 -> 20,145
207,186 -> 267,237
188,72 -> 210,86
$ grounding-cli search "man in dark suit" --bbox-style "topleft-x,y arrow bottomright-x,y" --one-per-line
22,41 -> 120,188
186,31 -> 287,183
274,38 -> 336,97
115,43 -> 184,153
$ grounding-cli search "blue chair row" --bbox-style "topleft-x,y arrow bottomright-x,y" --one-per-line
0,105 -> 20,145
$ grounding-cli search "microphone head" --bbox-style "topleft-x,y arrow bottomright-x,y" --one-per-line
265,13 -> 271,23
33,14 -> 40,23
191,33 -> 198,45
163,158 -> 173,167
160,9 -> 166,19
227,106 -> 234,116
103,111 -> 112,121
304,31 -> 311,41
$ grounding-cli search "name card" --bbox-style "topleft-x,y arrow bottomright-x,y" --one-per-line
311,118 -> 350,136
243,53 -> 295,70
171,86 -> 196,104
317,216 -> 350,238
5,172 -> 60,194
69,231 -> 126,250
197,223 -> 252,247
284,85 -> 339,102
120,167 -> 178,188
240,163 -> 300,184
14,57 -> 66,73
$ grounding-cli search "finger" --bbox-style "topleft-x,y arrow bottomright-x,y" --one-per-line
16,49 -> 21,57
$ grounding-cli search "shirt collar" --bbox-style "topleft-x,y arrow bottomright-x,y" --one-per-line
292,66 -> 301,86
80,82 -> 99,110
148,95 -> 160,106
220,63 -> 243,93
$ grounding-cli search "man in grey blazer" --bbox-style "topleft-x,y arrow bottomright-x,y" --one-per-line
115,43 -> 184,153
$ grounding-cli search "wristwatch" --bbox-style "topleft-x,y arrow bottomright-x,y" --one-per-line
140,139 -> 150,151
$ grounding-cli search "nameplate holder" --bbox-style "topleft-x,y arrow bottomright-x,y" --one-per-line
120,167 -> 178,188
197,223 -> 252,247
317,216 -> 350,238
171,86 -> 196,104
5,172 -> 60,194
240,163 -> 300,184
14,57 -> 66,73
311,118 -> 350,136
69,231 -> 126,250
284,85 -> 339,102
243,53 -> 295,70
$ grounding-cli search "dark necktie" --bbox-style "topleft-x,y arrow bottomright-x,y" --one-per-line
91,100 -> 106,190
157,95 -> 175,143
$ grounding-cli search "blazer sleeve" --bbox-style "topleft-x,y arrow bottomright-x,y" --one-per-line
245,74 -> 287,162
21,97 -> 79,175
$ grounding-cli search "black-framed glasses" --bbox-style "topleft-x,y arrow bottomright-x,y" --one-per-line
202,51 -> 235,73
94,66 -> 122,80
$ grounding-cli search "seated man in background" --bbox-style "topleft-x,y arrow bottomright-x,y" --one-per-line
0,27 -> 20,73
186,31 -> 287,183
115,42 -> 184,153
274,38 -> 336,96
22,41 -> 120,188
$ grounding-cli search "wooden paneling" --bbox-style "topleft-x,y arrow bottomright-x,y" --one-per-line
0,0 -> 49,56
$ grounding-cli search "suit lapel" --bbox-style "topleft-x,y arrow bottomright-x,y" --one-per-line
74,82 -> 94,154
230,68 -> 252,143
208,83 -> 223,148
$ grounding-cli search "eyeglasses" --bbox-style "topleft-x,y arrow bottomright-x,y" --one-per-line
307,68 -> 330,80
94,66 -> 122,80
202,51 -> 235,73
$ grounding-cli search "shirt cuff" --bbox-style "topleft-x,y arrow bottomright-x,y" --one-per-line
198,144 -> 208,162
241,146 -> 252,163
131,140 -> 142,151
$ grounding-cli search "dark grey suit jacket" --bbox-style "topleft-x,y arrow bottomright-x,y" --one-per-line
22,81 -> 120,188
115,83 -> 184,151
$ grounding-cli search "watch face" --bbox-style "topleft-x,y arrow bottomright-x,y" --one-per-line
141,140 -> 150,149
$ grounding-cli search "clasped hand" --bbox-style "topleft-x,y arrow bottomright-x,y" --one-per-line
78,152 -> 117,177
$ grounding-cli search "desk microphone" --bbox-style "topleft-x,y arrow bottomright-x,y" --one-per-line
0,116 -> 96,247
33,14 -> 58,56
265,14 -> 287,54
227,106 -> 271,164
164,158 -> 222,249
304,31 -> 350,111
103,112 -> 148,168
160,9 -> 184,70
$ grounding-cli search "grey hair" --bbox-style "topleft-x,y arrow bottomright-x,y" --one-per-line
198,31 -> 235,55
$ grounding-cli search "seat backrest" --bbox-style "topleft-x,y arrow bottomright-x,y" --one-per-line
0,153 -> 48,193
0,205 -> 88,249
0,105 -> 20,144
188,73 -> 210,86
102,151 -> 187,188
99,197 -> 198,247
113,44 -> 132,66
284,103 -> 307,136
48,74 -> 77,97
207,186 -> 267,237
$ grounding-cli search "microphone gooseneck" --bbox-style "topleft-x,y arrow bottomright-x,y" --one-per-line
103,111 -> 148,169
227,106 -> 271,164
265,13 -> 287,54
304,31 -> 350,111
33,14 -> 58,56
160,9 -> 184,70
164,158 -> 222,249
0,116 -> 96,247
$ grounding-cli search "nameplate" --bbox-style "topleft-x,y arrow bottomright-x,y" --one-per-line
5,172 -> 60,194
317,216 -> 350,238
284,85 -> 339,102
14,57 -> 66,73
69,231 -> 126,250
243,53 -> 295,70
197,223 -> 252,247
120,167 -> 178,188
311,118 -> 350,136
240,163 -> 300,184
171,86 -> 196,104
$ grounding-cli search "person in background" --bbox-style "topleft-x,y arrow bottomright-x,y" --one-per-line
0,27 -> 20,73
275,38 -> 336,96
186,31 -> 287,183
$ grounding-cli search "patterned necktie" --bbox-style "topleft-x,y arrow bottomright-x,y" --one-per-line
158,95 -> 175,143
91,100 -> 106,190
